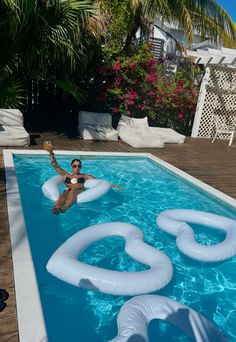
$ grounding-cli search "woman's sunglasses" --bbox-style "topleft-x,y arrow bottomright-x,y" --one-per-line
72,164 -> 81,168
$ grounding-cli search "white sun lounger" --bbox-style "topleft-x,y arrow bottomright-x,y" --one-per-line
0,109 -> 30,146
117,115 -> 185,148
78,111 -> 118,141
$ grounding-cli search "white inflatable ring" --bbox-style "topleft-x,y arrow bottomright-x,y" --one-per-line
157,209 -> 236,262
46,222 -> 173,296
42,175 -> 111,203
110,295 -> 226,342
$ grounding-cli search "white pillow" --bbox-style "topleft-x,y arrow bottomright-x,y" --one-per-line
0,109 -> 24,126
80,124 -> 111,131
80,125 -> 118,141
79,111 -> 112,126
130,117 -> 148,126
117,115 -> 148,134
119,125 -> 164,148
149,127 -> 185,144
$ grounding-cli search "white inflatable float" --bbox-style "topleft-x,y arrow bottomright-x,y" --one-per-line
42,175 -> 111,204
109,295 -> 226,342
46,222 -> 173,296
157,209 -> 236,262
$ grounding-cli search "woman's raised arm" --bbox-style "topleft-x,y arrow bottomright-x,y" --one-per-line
43,141 -> 67,176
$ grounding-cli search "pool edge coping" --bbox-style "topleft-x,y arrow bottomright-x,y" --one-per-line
3,150 -> 48,342
3,149 -> 236,342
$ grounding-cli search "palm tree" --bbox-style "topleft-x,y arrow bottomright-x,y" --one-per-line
97,0 -> 236,53
0,0 -> 98,107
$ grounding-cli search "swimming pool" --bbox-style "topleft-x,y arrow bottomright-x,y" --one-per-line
4,150 -> 236,342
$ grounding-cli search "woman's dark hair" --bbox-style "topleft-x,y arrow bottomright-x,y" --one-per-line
71,159 -> 82,166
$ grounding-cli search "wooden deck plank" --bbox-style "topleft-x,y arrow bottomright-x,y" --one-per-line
0,133 -> 236,341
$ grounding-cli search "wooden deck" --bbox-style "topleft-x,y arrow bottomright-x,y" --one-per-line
1,132 -> 236,342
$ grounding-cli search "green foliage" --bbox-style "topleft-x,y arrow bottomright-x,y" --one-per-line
0,0 -> 235,114
0,0 -> 95,108
53,79 -> 86,103
97,0 -> 236,54
99,0 -> 132,58
0,68 -> 24,108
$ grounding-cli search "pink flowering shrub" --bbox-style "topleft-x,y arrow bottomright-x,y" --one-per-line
152,65 -> 199,134
94,44 -> 199,134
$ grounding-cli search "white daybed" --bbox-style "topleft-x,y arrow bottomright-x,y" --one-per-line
149,127 -> 185,144
0,109 -> 30,146
117,115 -> 185,148
78,111 -> 118,141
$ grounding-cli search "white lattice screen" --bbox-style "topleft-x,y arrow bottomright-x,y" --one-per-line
191,65 -> 236,140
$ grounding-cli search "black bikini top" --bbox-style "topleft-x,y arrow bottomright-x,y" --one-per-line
64,175 -> 85,184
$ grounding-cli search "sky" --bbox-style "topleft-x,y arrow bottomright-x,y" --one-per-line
216,0 -> 236,22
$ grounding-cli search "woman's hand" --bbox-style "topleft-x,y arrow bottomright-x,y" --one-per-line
43,141 -> 53,154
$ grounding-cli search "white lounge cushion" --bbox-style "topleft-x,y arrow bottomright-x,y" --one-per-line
78,111 -> 118,141
149,127 -> 185,144
117,115 -> 148,134
0,109 -> 24,126
0,109 -> 30,146
79,111 -> 113,126
117,115 -> 164,148
80,124 -> 118,141
119,125 -> 164,148
117,115 -> 185,146
117,115 -> 162,148
0,125 -> 30,146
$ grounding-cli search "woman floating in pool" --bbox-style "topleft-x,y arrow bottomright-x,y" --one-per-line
43,142 -> 122,214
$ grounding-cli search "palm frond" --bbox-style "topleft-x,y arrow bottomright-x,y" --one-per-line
15,0 -> 95,75
126,0 -> 236,45
190,9 -> 236,47
186,0 -> 236,41
0,69 -> 24,108
53,79 -> 85,103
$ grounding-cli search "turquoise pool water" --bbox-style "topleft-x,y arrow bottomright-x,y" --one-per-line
14,154 -> 236,342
